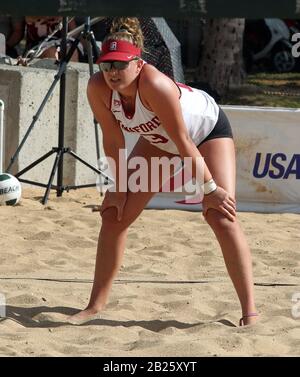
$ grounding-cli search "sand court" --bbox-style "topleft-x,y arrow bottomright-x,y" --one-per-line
0,187 -> 299,356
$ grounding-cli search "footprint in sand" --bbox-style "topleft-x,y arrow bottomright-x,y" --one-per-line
33,312 -> 70,324
26,231 -> 53,241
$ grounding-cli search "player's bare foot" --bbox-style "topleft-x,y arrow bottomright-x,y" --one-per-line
67,307 -> 101,324
239,313 -> 259,326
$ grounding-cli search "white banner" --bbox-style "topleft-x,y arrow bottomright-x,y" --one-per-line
123,105 -> 300,213
225,105 -> 300,213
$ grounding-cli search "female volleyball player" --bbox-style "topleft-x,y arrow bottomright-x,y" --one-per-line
69,17 -> 258,326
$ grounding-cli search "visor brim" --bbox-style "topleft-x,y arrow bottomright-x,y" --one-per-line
97,52 -> 138,63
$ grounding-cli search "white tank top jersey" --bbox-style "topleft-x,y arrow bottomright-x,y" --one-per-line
110,78 -> 219,155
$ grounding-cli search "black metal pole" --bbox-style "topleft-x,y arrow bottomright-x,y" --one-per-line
84,17 -> 101,162
42,149 -> 63,204
57,17 -> 68,197
83,17 -> 104,194
6,17 -> 113,205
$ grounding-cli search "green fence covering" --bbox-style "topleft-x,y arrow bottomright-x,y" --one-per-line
0,0 -> 300,17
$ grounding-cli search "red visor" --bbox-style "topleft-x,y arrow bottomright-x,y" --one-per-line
97,40 -> 141,63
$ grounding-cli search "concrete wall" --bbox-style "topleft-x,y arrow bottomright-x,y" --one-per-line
0,59 -> 103,187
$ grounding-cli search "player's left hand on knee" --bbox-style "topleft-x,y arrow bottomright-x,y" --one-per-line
202,186 -> 236,222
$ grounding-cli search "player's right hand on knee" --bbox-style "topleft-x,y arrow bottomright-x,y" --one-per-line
202,186 -> 236,222
100,190 -> 127,221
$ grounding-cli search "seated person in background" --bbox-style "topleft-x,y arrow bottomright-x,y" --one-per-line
0,16 -> 25,58
25,16 -> 81,62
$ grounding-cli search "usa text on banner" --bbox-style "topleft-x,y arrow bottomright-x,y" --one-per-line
146,105 -> 300,213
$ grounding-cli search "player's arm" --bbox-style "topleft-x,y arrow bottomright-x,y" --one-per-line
87,73 -> 126,193
140,66 -> 236,221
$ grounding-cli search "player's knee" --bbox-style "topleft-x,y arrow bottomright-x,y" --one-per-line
205,208 -> 236,233
101,207 -> 118,223
101,207 -> 132,229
